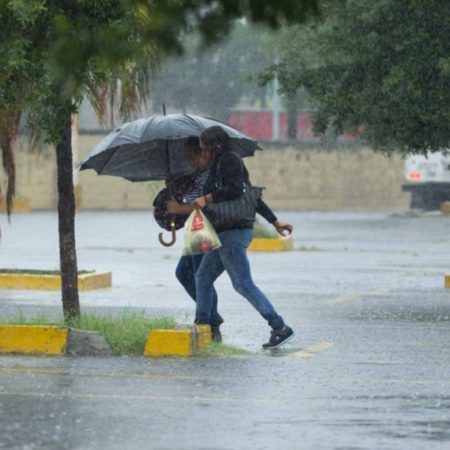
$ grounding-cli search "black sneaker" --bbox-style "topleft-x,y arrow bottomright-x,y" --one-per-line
262,326 -> 294,349
211,325 -> 222,343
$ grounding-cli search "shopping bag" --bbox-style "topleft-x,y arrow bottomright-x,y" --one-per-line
182,209 -> 222,256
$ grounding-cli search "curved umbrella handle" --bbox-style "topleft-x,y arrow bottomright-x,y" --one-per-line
158,221 -> 176,247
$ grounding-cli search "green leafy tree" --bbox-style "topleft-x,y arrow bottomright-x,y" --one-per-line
0,0 -> 319,320
270,0 -> 450,153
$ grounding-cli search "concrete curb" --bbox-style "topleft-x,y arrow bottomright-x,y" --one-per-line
0,325 -> 113,356
441,202 -> 450,215
445,274 -> 450,289
0,324 -> 212,357
0,271 -> 112,291
248,237 -> 294,252
0,325 -> 69,355
143,325 -> 212,357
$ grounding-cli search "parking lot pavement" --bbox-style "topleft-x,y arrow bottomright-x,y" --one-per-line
1,210 -> 450,449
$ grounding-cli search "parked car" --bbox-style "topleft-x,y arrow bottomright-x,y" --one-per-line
402,151 -> 450,210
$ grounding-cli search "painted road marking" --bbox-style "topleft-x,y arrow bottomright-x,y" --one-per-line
0,391 -> 283,404
0,366 -> 200,381
324,292 -> 363,305
324,287 -> 389,305
289,341 -> 334,359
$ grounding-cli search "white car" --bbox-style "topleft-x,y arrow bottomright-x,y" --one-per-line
402,151 -> 450,209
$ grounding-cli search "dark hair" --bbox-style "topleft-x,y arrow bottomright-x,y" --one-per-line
186,135 -> 200,161
200,126 -> 231,156
186,136 -> 200,151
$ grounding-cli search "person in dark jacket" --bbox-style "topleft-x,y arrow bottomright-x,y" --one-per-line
171,137 -> 223,341
168,126 -> 294,349
167,135 -> 292,344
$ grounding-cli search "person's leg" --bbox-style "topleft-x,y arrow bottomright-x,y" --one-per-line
195,249 -> 225,325
190,254 -> 223,327
217,229 -> 286,331
175,256 -> 197,301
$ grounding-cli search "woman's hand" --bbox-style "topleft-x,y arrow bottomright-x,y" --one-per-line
194,194 -> 212,209
273,220 -> 293,236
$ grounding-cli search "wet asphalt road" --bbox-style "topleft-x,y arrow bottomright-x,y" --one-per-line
0,210 -> 450,449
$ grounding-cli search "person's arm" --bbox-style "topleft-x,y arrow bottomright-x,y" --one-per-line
257,199 -> 293,236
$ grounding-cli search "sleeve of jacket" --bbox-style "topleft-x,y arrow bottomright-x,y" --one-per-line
256,198 -> 277,224
210,152 -> 246,202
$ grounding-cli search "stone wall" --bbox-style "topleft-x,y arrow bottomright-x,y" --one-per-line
2,134 -> 410,212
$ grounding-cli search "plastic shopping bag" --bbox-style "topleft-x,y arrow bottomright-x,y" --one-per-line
183,209 -> 222,256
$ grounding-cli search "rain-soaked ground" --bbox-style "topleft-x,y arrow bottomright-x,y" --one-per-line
1,209 -> 450,449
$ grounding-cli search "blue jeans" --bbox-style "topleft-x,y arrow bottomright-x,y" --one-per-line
175,254 -> 223,326
195,228 -> 285,331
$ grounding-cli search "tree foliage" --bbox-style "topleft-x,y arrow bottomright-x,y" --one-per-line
271,0 -> 450,154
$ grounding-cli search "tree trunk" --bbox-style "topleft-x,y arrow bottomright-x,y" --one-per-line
56,114 -> 80,321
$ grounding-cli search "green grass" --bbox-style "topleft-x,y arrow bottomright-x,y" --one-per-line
4,310 -> 176,356
0,269 -> 94,275
296,245 -> 322,252
195,341 -> 249,357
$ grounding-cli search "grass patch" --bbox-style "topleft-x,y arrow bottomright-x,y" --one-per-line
253,219 -> 278,239
3,311 -> 64,326
195,341 -> 249,357
4,310 -> 176,356
296,245 -> 321,252
0,269 -> 94,275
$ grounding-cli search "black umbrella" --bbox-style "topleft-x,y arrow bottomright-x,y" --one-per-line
79,113 -> 261,181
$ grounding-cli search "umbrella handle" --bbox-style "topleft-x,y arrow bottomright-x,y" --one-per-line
158,221 -> 176,247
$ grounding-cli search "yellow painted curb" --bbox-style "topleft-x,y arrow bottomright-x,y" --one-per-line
445,274 -> 450,289
144,329 -> 194,357
78,272 -> 112,291
441,202 -> 450,215
0,197 -> 30,213
0,325 -> 68,355
0,271 -> 112,291
143,325 -> 212,357
195,324 -> 212,349
248,237 -> 293,252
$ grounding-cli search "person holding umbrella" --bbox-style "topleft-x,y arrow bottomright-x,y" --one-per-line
168,126 -> 294,349
171,137 -> 224,342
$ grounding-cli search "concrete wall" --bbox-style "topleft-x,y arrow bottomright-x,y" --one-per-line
3,134 -> 410,212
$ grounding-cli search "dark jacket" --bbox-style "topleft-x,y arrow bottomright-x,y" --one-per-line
204,151 -> 277,231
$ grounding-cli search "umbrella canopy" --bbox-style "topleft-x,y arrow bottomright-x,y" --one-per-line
79,113 -> 261,181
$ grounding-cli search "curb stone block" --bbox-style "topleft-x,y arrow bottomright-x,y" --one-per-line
0,325 -> 68,355
0,325 -> 114,356
441,202 -> 450,215
144,328 -> 194,357
195,324 -> 212,349
248,237 -> 293,252
143,325 -> 212,357
0,271 -> 112,291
